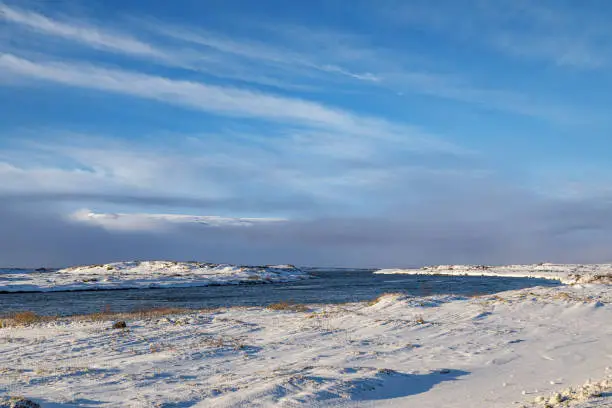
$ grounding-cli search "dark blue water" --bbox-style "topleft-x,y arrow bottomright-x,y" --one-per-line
0,269 -> 560,316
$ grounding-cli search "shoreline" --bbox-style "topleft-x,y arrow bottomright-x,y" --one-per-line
375,263 -> 612,285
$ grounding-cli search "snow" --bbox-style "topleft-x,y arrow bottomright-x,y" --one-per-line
0,261 -> 309,292
375,263 -> 612,285
1,272 -> 611,407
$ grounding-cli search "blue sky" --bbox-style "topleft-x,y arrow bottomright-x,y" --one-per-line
1,0 -> 612,267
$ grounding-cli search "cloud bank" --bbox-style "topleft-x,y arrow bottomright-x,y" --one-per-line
3,188 -> 612,268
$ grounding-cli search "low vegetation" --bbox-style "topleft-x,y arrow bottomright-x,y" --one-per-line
266,301 -> 310,312
367,292 -> 405,306
0,306 -> 196,328
1,311 -> 50,327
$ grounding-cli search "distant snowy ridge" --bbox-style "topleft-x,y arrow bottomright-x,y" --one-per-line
0,261 -> 309,292
375,263 -> 612,285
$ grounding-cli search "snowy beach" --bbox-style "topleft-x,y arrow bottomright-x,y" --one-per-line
1,263 -> 611,407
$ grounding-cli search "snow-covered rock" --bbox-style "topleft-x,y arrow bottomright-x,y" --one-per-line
0,261 -> 309,292
0,397 -> 40,408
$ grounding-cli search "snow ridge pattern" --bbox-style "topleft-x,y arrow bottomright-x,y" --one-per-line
0,261 -> 309,293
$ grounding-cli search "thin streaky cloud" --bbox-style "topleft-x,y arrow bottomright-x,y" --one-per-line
0,53 -> 467,155
145,22 -> 380,82
0,4 -> 294,88
145,18 -> 594,124
1,5 -> 379,87
491,32 -> 609,70
387,0 -> 612,70
70,209 -> 286,232
381,72 -> 595,125
0,128 -> 486,221
0,3 -> 167,59
0,4 -> 587,125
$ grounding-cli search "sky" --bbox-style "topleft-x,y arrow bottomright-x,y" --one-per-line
1,0 -> 612,268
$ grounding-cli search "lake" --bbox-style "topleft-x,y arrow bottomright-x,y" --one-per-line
0,268 -> 560,316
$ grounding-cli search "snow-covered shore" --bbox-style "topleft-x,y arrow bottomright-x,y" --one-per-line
1,283 -> 611,407
0,261 -> 309,292
375,263 -> 612,285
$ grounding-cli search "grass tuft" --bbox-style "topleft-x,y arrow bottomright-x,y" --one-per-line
0,307 -> 196,327
367,292 -> 404,306
267,301 -> 309,312
8,311 -> 48,326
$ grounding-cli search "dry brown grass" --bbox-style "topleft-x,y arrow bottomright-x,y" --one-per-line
367,292 -> 404,306
266,301 -> 310,312
0,306 -> 197,328
83,306 -> 193,322
11,311 -> 47,325
553,292 -> 573,301
0,311 -> 56,327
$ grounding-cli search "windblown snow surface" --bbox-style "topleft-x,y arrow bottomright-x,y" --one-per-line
1,263 -> 611,407
0,261 -> 309,292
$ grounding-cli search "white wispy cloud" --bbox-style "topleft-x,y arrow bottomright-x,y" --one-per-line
381,71 -> 595,125
144,15 -> 599,124
1,4 -> 379,88
387,0 -> 612,69
145,22 -> 381,83
0,136 -> 234,201
0,126 -> 485,219
487,1 -> 612,69
492,32 -> 609,70
0,4 -> 167,59
1,3 -> 588,124
0,53 -> 466,155
70,209 -> 285,231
